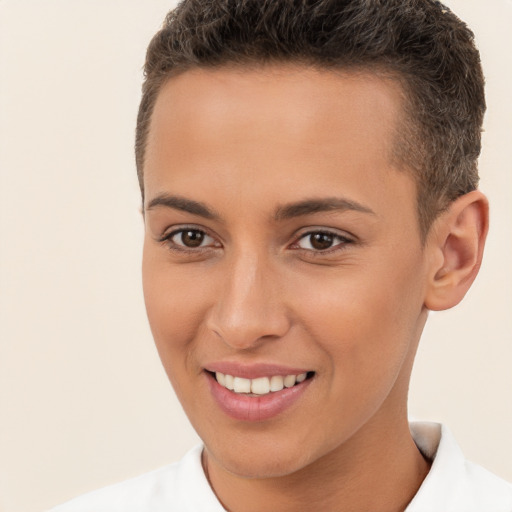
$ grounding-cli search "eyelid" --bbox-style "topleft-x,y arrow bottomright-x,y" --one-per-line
157,224 -> 355,255
158,225 -> 222,250
290,227 -> 355,253
294,226 -> 355,241
159,223 -> 209,240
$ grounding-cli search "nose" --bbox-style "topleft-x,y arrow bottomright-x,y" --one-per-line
205,251 -> 291,350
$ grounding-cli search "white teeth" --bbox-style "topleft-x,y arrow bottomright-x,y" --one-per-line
233,377 -> 251,393
251,377 -> 270,395
224,374 -> 234,390
214,371 -> 309,395
284,374 -> 297,388
269,375 -> 284,392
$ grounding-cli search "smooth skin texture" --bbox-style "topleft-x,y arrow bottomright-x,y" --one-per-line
142,65 -> 488,512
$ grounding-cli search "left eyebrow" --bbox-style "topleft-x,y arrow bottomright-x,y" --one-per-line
274,197 -> 376,221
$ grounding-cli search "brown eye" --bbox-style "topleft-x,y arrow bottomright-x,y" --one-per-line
168,229 -> 215,249
309,233 -> 334,250
295,231 -> 350,252
180,230 -> 204,247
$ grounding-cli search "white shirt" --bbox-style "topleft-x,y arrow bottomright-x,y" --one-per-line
50,422 -> 512,512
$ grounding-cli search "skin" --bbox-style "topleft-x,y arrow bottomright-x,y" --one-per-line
141,65 -> 488,512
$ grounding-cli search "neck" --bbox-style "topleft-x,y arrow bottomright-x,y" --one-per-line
204,412 -> 431,512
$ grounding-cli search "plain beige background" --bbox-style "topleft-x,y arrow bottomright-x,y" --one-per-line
0,1 -> 511,511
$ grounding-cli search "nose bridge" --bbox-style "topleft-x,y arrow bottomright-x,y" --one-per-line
207,245 -> 289,349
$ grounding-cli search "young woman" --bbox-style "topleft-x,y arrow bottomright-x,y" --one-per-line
51,1 -> 512,510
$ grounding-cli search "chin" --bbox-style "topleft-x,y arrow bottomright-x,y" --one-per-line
204,433 -> 321,479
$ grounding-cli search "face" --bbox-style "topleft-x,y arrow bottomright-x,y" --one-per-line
142,65 -> 431,479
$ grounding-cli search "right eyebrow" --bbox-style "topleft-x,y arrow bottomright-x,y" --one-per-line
145,193 -> 220,220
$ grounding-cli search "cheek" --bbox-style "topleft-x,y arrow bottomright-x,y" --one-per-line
294,270 -> 424,440
142,247 -> 209,378
293,255 -> 425,382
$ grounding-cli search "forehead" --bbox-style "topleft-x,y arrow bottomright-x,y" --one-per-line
146,65 -> 404,165
144,65 -> 415,225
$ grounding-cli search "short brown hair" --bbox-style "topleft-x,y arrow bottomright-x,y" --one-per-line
136,0 -> 485,237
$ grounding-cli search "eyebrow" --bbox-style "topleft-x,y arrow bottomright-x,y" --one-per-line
145,193 -> 375,221
146,194 -> 220,220
274,197 -> 376,221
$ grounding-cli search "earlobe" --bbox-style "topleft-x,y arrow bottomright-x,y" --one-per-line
424,190 -> 489,311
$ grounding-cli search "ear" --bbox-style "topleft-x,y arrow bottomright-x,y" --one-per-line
424,190 -> 489,311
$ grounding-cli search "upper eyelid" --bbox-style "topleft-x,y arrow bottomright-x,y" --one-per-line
289,229 -> 356,255
160,224 -> 213,240
158,225 -> 354,249
293,227 -> 355,241
164,227 -> 226,253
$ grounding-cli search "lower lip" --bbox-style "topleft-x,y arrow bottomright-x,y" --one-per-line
206,373 -> 312,422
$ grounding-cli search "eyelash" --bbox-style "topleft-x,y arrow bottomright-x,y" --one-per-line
290,230 -> 354,255
158,227 -> 219,253
158,226 -> 354,256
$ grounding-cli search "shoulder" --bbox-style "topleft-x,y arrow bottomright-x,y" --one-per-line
49,464 -> 178,512
48,445 -> 224,512
408,422 -> 512,512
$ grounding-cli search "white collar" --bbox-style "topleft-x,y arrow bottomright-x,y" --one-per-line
406,421 -> 512,511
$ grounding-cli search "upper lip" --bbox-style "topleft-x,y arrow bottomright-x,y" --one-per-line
205,362 -> 312,379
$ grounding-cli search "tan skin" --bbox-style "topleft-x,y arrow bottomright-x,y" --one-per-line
141,65 -> 488,511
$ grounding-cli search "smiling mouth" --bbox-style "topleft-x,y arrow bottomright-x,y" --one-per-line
208,371 -> 315,396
